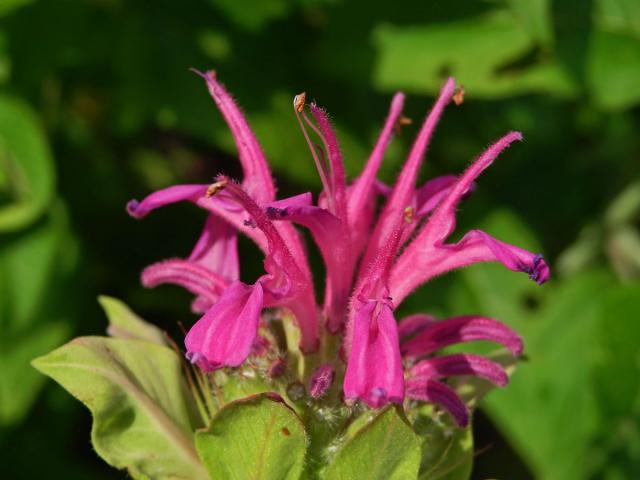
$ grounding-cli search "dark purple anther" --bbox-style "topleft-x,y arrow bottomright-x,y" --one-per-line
266,206 -> 288,218
243,218 -> 257,228
309,364 -> 335,399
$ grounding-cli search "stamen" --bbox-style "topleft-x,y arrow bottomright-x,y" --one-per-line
205,179 -> 228,198
453,85 -> 465,106
394,115 -> 413,135
403,206 -> 414,224
292,94 -> 335,211
294,92 -> 306,113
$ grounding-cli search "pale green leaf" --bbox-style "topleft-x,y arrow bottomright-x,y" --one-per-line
588,29 -> 640,110
195,393 -> 306,480
33,337 -> 207,480
323,406 -> 421,480
0,95 -> 55,231
373,11 -> 576,98
99,295 -> 168,346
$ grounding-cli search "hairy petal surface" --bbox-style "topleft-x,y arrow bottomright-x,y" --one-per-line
343,300 -> 404,408
361,78 -> 455,271
185,281 -> 264,371
408,353 -> 509,387
401,315 -> 524,358
406,379 -> 469,427
195,70 -> 275,203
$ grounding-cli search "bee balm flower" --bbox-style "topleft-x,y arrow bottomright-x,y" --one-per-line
127,70 -> 549,426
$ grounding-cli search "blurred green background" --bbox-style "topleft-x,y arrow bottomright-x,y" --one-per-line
1,0 -> 639,478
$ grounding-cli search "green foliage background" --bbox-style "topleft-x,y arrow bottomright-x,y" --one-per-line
1,0 -> 639,478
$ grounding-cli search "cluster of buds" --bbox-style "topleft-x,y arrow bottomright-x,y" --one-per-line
127,71 -> 549,426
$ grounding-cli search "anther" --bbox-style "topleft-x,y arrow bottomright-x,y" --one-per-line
403,206 -> 414,223
205,179 -> 228,198
453,85 -> 465,106
394,115 -> 413,135
294,92 -> 306,113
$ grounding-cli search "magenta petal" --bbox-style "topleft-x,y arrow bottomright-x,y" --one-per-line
127,185 -> 208,218
361,78 -> 456,272
221,180 -> 319,352
310,104 -> 348,221
189,215 -> 239,280
195,70 -> 275,203
406,379 -> 469,427
417,131 -> 523,246
185,281 -> 264,370
409,353 -> 509,387
348,93 -> 405,240
141,259 -> 229,307
267,203 -> 353,332
401,315 -> 523,358
398,313 -> 438,339
440,230 -> 551,284
414,175 -> 460,217
343,301 -> 404,408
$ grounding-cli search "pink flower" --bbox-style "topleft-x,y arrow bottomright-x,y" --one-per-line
127,70 -> 549,425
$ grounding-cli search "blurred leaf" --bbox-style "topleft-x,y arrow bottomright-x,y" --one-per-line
323,406 -> 421,480
0,94 -> 55,231
588,29 -> 640,110
0,0 -> 34,17
33,337 -> 207,480
196,393 -> 306,480
506,0 -> 553,46
206,0 -> 291,32
99,295 -> 168,346
373,10 -> 576,98
0,202 -> 74,425
596,0 -> 640,39
590,283 -> 640,477
412,407 -> 473,480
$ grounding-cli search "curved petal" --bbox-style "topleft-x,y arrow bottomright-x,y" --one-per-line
360,78 -> 456,273
401,315 -> 523,358
391,229 -> 549,303
310,103 -> 348,222
406,379 -> 469,427
267,203 -> 353,332
343,300 -> 404,408
195,70 -> 276,203
408,353 -> 509,387
398,313 -> 437,339
141,259 -> 230,309
189,214 -> 239,280
185,281 -> 264,370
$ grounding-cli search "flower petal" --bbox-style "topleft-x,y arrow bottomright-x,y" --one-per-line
267,203 -> 353,332
127,185 -> 208,218
310,103 -> 348,221
408,353 -> 509,387
401,315 -> 523,358
398,313 -> 438,339
343,300 -> 404,408
189,214 -> 239,280
361,78 -> 456,272
391,229 -> 550,303
348,93 -> 405,220
195,69 -> 275,203
221,179 -> 319,352
406,379 -> 469,427
185,281 -> 264,370
141,259 -> 230,310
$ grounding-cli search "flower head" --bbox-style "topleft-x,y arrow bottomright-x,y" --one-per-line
127,70 -> 549,426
